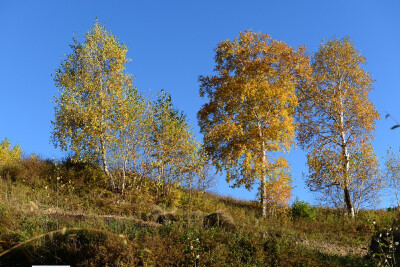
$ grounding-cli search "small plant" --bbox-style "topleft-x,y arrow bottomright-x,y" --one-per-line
290,198 -> 316,221
369,226 -> 400,266
184,233 -> 202,267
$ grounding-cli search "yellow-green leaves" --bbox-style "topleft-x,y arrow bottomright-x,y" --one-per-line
0,138 -> 22,167
198,30 -> 310,216
52,22 -> 207,199
149,90 -> 200,204
52,21 -> 133,190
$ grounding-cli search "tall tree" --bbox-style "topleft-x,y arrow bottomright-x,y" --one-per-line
198,31 -> 310,217
148,90 -> 199,204
109,87 -> 151,194
297,37 -> 380,217
52,21 -> 133,191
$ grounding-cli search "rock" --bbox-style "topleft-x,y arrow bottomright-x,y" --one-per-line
204,210 -> 236,230
147,205 -> 164,222
156,212 -> 177,224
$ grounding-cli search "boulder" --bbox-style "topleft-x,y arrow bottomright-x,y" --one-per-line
204,210 -> 236,230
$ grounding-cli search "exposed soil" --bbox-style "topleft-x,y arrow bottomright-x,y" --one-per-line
296,238 -> 368,257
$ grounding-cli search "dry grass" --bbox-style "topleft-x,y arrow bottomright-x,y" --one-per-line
0,158 -> 392,265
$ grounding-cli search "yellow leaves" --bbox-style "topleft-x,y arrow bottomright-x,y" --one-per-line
0,138 -> 22,167
264,167 -> 292,207
199,30 -> 310,212
52,21 -> 133,167
297,37 -> 380,212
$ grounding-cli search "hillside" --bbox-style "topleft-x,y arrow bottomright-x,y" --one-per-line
0,157 -> 396,266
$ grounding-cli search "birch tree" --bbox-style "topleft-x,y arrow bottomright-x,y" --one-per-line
198,31 -> 310,217
148,90 -> 199,203
52,21 -> 133,191
109,87 -> 151,194
297,37 -> 380,217
385,147 -> 400,207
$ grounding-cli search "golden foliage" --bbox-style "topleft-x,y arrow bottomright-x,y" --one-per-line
52,21 -> 136,190
198,30 -> 310,215
297,37 -> 380,216
263,157 -> 292,212
148,90 -> 200,204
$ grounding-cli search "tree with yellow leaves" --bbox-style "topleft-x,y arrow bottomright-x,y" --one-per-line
147,90 -> 199,204
198,31 -> 310,217
0,138 -> 22,167
262,156 -> 292,214
52,21 -> 134,191
297,37 -> 380,218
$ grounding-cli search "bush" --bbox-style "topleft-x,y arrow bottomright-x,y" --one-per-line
369,227 -> 400,265
291,199 -> 316,221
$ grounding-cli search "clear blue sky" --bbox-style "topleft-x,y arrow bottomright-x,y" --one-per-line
1,1 -> 399,207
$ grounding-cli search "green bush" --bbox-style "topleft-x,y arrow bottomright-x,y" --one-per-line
369,227 -> 400,266
291,199 -> 316,221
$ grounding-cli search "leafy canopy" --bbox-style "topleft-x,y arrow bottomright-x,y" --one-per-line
296,37 -> 380,214
52,21 -> 133,173
198,30 -> 310,214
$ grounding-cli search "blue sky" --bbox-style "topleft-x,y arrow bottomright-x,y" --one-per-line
1,1 -> 399,207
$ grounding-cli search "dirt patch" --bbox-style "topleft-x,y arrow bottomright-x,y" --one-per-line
296,238 -> 368,257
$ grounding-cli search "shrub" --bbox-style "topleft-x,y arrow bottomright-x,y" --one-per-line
291,199 -> 316,221
369,227 -> 400,265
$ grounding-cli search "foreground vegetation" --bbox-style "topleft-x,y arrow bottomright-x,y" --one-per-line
0,156 -> 398,266
1,20 -> 398,266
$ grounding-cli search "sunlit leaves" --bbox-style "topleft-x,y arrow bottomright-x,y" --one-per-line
262,157 -> 292,213
148,90 -> 200,203
297,37 -> 380,216
52,21 -> 134,190
198,30 -> 310,216
349,142 -> 382,212
0,138 -> 22,167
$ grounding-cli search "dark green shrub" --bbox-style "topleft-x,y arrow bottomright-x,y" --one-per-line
369,227 -> 400,265
291,199 -> 316,221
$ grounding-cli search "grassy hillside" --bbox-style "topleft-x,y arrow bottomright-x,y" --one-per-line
0,157 -> 397,266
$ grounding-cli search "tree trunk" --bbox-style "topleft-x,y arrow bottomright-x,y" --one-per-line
100,137 -> 115,191
261,176 -> 267,218
344,186 -> 354,218
121,157 -> 127,195
261,143 -> 267,218
340,111 -> 354,218
256,116 -> 268,218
